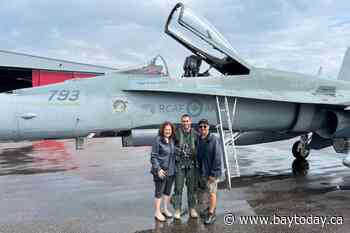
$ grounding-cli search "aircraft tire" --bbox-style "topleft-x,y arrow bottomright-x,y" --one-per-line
292,141 -> 310,159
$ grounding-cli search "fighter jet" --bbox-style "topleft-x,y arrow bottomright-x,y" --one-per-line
1,3 -> 350,185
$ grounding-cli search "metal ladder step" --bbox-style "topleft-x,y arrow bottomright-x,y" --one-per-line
215,96 -> 241,189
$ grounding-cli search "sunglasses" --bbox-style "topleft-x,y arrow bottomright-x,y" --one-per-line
199,125 -> 208,129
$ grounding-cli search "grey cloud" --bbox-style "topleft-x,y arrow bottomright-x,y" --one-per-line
0,0 -> 350,78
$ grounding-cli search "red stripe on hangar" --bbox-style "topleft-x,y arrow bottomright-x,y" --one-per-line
0,49 -> 118,93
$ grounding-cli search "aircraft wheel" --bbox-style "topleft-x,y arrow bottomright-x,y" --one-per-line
292,141 -> 310,159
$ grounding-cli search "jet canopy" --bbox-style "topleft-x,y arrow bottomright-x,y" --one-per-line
165,3 -> 250,75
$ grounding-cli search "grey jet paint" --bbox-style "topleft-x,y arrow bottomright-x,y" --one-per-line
1,3 -> 350,166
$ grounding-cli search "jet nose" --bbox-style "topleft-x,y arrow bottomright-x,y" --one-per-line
343,155 -> 350,167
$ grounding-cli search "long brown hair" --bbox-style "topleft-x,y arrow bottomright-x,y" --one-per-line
159,121 -> 176,139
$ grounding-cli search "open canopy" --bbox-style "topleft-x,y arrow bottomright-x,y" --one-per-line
165,3 -> 250,75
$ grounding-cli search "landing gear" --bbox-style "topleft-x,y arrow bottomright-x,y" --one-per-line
75,136 -> 85,150
292,134 -> 311,159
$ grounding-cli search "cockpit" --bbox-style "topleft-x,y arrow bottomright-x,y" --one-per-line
165,3 -> 250,76
118,55 -> 169,76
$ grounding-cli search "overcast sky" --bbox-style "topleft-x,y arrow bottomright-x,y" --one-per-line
1,0 -> 350,78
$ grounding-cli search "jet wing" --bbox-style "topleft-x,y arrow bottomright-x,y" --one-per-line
123,74 -> 350,106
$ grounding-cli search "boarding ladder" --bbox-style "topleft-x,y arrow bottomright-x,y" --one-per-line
215,96 -> 241,189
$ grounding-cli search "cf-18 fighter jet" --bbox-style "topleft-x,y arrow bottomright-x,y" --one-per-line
1,3 -> 350,187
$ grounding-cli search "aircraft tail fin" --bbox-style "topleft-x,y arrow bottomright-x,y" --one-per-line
338,47 -> 350,81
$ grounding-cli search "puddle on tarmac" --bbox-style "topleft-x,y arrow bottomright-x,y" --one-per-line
0,140 -> 78,176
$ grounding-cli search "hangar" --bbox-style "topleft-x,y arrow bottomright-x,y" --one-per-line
0,50 -> 119,93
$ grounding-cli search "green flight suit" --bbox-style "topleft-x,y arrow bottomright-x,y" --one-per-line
171,128 -> 198,210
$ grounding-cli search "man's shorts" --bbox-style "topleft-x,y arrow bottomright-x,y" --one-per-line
199,176 -> 218,193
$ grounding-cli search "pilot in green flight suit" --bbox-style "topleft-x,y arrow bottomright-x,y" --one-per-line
172,114 -> 199,219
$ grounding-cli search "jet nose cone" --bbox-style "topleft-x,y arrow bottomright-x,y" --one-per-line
343,155 -> 350,168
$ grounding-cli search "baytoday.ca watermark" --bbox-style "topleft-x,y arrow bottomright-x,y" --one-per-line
224,213 -> 344,228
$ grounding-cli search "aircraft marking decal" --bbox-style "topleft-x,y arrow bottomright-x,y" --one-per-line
187,99 -> 203,117
48,90 -> 80,101
113,99 -> 128,113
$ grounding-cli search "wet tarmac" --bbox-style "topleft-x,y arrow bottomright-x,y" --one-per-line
0,138 -> 349,233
